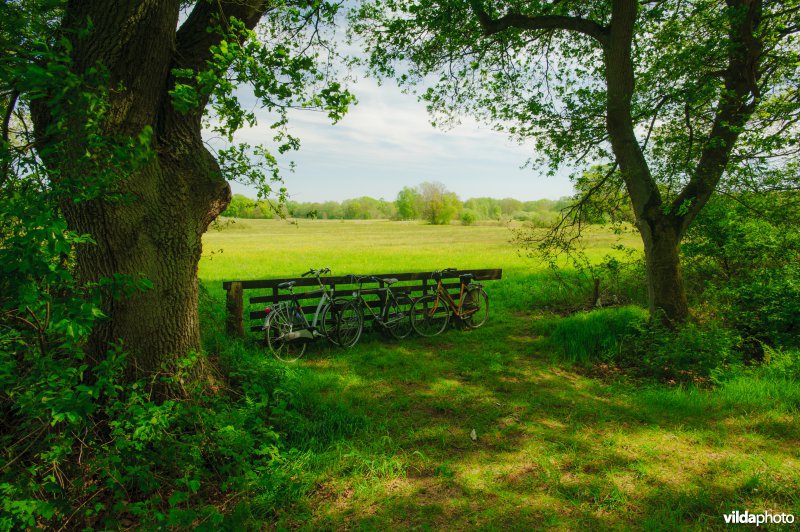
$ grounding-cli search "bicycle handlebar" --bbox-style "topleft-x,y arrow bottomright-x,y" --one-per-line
431,267 -> 457,278
301,267 -> 331,278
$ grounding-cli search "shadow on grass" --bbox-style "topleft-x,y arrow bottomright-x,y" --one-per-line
268,317 -> 800,529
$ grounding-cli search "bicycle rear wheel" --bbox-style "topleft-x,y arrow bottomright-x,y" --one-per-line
320,301 -> 342,346
336,299 -> 363,348
265,305 -> 307,362
411,294 -> 449,337
462,286 -> 489,329
385,294 -> 413,340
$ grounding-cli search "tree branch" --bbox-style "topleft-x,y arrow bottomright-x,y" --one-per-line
469,0 -> 609,48
671,0 -> 763,237
174,1 -> 269,73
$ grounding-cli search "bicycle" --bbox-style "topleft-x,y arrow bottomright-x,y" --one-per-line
344,275 -> 414,343
410,268 -> 489,337
263,268 -> 361,362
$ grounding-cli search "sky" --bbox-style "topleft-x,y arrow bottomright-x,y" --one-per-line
223,75 -> 576,203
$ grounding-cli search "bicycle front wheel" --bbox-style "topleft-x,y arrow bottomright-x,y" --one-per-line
385,293 -> 413,340
336,299 -> 363,348
265,305 -> 307,362
411,294 -> 449,337
462,286 -> 489,329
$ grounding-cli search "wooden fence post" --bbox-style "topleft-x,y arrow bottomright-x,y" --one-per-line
226,281 -> 244,337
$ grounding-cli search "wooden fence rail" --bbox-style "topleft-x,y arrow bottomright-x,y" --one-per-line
223,268 -> 503,337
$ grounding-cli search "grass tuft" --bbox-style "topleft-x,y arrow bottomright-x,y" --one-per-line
538,306 -> 648,364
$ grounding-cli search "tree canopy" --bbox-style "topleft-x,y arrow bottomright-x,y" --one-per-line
352,0 -> 800,321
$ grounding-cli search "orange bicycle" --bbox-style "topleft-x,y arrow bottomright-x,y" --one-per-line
410,268 -> 489,336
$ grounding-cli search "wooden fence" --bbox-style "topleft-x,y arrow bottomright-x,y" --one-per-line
223,268 -> 503,337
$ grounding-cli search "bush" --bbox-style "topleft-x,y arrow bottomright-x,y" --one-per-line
682,195 -> 800,351
618,320 -> 741,382
542,307 -> 742,383
460,209 -> 478,225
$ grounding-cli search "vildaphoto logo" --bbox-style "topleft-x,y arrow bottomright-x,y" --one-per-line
723,510 -> 795,526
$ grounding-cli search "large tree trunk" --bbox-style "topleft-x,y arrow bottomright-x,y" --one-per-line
603,0 -> 691,324
62,147 -> 229,375
30,1 -> 265,382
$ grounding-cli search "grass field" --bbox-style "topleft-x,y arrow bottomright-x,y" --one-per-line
198,219 -> 799,529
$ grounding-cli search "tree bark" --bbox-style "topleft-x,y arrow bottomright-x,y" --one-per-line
639,217 -> 689,323
603,0 -> 690,323
31,1 -> 266,382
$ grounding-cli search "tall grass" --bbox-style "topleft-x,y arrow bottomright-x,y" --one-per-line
537,306 -> 648,364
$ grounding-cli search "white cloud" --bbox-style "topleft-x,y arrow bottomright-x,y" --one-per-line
216,73 -> 574,202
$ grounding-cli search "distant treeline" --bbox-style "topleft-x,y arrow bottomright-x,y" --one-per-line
223,181 -> 574,226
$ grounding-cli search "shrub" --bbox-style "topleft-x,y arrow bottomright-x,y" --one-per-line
682,195 -> 800,351
460,208 -> 479,225
619,320 -> 741,382
542,307 -> 742,383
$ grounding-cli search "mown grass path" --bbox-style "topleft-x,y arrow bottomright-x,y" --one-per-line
200,219 -> 799,529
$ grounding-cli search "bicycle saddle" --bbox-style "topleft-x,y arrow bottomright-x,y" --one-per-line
277,281 -> 296,289
381,278 -> 398,285
459,273 -> 474,283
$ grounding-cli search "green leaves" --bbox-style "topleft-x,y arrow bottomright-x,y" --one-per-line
167,5 -> 353,201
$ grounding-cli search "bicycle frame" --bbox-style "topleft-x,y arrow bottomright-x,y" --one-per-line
427,277 -> 478,319
353,282 -> 394,326
265,271 -> 334,340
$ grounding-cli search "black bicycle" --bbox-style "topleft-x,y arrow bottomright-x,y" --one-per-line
340,275 -> 414,344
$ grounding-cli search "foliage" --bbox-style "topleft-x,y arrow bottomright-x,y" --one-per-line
541,307 -> 741,383
460,208 -> 478,225
682,194 -> 800,350
621,320 -> 741,382
221,188 -> 575,223
351,0 -> 800,321
417,181 -> 461,224
395,186 -> 423,220
170,2 -> 355,200
0,324 -> 335,529
352,0 -> 799,201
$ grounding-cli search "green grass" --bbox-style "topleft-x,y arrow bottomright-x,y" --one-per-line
538,306 -> 649,365
199,219 -> 800,529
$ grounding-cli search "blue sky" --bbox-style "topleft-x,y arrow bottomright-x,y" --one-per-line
223,67 -> 576,204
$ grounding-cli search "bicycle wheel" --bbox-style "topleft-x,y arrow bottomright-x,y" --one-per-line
411,294 -> 449,337
265,305 -> 307,362
462,286 -> 489,329
320,301 -> 341,346
385,293 -> 413,340
335,299 -> 363,348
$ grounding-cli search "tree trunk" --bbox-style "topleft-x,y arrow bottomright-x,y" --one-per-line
603,0 -> 689,324
29,1 -> 266,385
62,148 -> 229,377
638,216 -> 689,323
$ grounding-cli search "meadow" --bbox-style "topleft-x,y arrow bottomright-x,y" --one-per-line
198,219 -> 799,529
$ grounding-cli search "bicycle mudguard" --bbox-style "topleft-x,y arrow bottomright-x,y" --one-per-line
285,328 -> 315,342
